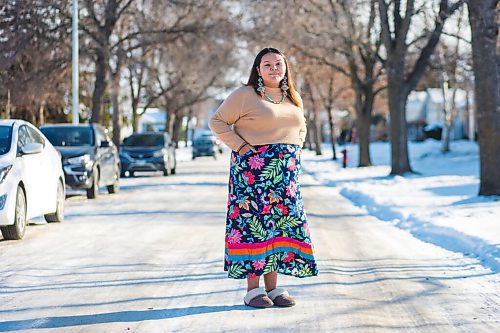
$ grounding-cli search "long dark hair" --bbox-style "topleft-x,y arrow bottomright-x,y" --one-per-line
245,47 -> 301,107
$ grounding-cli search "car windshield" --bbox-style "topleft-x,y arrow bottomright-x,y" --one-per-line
123,134 -> 164,147
41,127 -> 94,147
194,138 -> 214,145
0,125 -> 13,155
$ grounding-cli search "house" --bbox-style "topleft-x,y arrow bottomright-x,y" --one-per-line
406,88 -> 474,141
138,108 -> 166,133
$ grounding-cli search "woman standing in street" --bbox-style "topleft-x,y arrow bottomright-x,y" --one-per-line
209,47 -> 318,308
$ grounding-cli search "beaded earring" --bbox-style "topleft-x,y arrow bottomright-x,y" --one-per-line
281,76 -> 289,97
257,76 -> 265,95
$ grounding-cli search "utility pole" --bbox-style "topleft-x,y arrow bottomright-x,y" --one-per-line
72,0 -> 79,124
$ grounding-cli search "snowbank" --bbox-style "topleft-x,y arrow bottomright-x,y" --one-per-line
301,140 -> 500,273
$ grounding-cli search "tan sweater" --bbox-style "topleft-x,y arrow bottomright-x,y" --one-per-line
209,86 -> 307,151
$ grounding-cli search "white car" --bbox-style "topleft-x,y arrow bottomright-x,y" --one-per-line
0,119 -> 65,240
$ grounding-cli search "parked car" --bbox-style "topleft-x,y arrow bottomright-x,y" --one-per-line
192,134 -> 219,160
40,123 -> 121,199
0,120 -> 65,240
119,132 -> 176,177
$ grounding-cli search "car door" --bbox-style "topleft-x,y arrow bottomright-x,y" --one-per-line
95,126 -> 113,184
27,126 -> 56,213
16,125 -> 45,217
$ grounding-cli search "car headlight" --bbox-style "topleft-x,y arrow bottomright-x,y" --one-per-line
0,165 -> 12,184
67,154 -> 91,166
153,150 -> 165,158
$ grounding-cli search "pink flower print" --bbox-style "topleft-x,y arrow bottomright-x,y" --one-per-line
262,205 -> 272,214
286,181 -> 297,197
303,223 -> 310,236
243,171 -> 255,185
252,259 -> 266,270
248,155 -> 265,170
229,206 -> 240,219
227,229 -> 242,244
288,158 -> 296,171
257,145 -> 269,154
276,203 -> 289,215
283,252 -> 295,263
248,273 -> 257,278
279,153 -> 283,158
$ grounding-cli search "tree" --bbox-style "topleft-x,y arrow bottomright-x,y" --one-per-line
377,0 -> 464,174
287,0 -> 386,166
0,0 -> 71,124
466,0 -> 499,195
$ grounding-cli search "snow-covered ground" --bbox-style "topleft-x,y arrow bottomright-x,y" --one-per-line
301,139 -> 500,274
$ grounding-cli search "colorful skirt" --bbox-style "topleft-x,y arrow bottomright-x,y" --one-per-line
224,143 -> 318,279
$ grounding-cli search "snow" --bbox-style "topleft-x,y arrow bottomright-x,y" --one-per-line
1,139 -> 498,331
301,139 -> 500,273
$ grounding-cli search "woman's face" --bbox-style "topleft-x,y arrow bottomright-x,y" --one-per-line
257,52 -> 286,88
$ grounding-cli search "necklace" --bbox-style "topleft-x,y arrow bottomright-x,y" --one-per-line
263,92 -> 286,104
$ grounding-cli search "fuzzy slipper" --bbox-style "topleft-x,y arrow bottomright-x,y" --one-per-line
244,288 -> 274,308
267,288 -> 296,307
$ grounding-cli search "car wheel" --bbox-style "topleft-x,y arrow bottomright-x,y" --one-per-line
163,160 -> 170,176
107,168 -> 120,194
1,186 -> 27,240
86,168 -> 99,199
44,181 -> 64,223
171,156 -> 176,174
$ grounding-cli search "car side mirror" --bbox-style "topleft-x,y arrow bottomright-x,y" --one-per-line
100,141 -> 111,148
21,142 -> 43,155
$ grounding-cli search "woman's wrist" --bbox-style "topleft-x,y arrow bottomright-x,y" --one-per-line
237,142 -> 249,153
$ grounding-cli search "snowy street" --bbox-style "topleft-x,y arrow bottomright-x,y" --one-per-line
0,147 -> 499,332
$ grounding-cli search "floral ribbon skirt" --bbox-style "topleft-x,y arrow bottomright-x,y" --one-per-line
224,144 -> 318,279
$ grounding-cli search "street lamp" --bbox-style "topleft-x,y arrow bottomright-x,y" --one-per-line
72,0 -> 79,124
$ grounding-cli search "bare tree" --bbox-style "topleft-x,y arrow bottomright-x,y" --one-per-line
0,0 -> 71,124
466,0 -> 499,196
377,0 -> 464,174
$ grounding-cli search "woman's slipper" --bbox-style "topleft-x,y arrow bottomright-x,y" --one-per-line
244,287 -> 274,308
267,288 -> 296,307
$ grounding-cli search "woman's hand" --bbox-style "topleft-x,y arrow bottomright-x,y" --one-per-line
238,143 -> 258,156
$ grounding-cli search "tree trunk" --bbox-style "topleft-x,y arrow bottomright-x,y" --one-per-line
172,114 -> 183,147
357,110 -> 372,167
327,108 -> 337,160
38,102 -> 45,126
90,51 -> 108,124
111,71 -> 122,145
467,0 -> 500,195
313,115 -> 322,155
356,86 -> 374,167
441,79 -> 451,153
185,108 -> 193,147
387,74 -> 412,174
166,110 -> 175,135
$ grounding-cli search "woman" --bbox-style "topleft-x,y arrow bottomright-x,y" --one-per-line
209,47 -> 318,309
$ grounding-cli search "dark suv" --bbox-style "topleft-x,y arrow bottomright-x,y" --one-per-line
119,132 -> 176,177
40,124 -> 121,199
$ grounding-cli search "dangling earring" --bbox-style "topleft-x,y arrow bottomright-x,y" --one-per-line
257,76 -> 265,95
281,76 -> 289,97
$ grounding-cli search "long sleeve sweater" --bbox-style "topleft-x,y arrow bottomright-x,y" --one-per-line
209,85 -> 307,151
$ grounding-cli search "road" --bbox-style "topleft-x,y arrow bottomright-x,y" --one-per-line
0,152 -> 498,332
